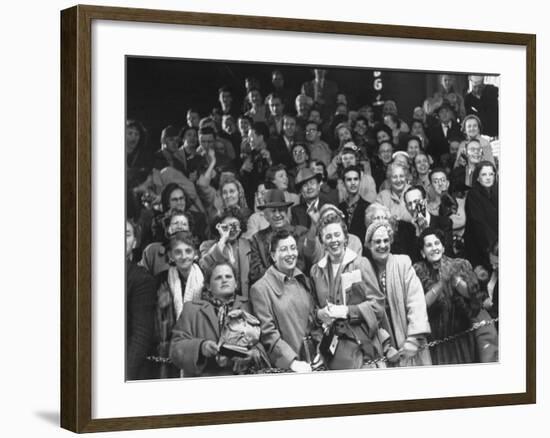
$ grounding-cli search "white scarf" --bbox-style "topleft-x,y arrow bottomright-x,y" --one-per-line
168,264 -> 204,319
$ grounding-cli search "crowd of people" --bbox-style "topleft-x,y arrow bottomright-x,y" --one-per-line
126,68 -> 499,380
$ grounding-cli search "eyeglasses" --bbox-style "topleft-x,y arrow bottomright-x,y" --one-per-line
293,149 -> 306,155
431,178 -> 448,185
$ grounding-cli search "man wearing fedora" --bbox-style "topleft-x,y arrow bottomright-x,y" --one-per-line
427,100 -> 462,165
249,189 -> 322,285
291,167 -> 328,229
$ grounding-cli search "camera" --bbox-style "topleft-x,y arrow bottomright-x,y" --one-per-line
415,202 -> 426,217
219,223 -> 239,234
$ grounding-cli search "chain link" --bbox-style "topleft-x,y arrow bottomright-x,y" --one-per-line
423,317 -> 498,350
147,318 -> 499,370
146,355 -> 172,364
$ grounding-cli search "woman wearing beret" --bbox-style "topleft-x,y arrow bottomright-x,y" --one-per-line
363,220 -> 432,367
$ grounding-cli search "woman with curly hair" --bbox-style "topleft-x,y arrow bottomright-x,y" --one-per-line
150,183 -> 208,242
413,228 -> 497,365
197,169 -> 252,224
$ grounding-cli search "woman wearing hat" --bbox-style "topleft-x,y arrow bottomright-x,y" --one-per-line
363,220 -> 432,367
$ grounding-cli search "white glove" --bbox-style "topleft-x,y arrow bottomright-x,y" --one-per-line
328,304 -> 349,320
289,360 -> 312,373
317,306 -> 334,325
401,339 -> 419,358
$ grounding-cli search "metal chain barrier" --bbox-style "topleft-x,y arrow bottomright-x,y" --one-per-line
147,317 -> 499,372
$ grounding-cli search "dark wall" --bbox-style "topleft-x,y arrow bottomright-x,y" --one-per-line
127,56 -> 467,152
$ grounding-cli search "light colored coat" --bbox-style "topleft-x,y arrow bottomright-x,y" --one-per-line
250,266 -> 315,369
383,254 -> 432,366
310,249 -> 386,368
376,187 -> 413,223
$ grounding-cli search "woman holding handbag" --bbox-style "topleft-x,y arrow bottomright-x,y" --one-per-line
310,215 -> 388,369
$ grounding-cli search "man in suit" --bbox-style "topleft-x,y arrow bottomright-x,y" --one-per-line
464,75 -> 499,138
402,185 -> 454,262
291,167 -> 327,229
427,101 -> 462,165
266,92 -> 285,138
248,189 -> 322,285
338,165 -> 371,241
217,85 -> 239,120
267,114 -> 297,169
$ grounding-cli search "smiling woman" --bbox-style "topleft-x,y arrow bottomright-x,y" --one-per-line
363,219 -> 432,367
413,228 -> 498,365
154,231 -> 204,378
311,215 -> 388,369
250,229 -> 317,372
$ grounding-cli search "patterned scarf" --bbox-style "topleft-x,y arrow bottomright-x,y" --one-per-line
201,290 -> 235,332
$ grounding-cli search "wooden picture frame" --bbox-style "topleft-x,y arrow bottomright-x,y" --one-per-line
60,4 -> 536,433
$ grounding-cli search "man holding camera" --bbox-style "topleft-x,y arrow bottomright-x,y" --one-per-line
403,185 -> 454,262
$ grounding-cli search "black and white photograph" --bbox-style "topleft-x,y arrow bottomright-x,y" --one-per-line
125,57 -> 500,380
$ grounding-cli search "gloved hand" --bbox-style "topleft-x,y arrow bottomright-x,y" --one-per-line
317,306 -> 334,326
401,338 -> 419,358
328,304 -> 349,320
289,360 -> 312,373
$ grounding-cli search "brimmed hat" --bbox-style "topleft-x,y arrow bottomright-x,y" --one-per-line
295,168 -> 322,189
257,189 -> 293,210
